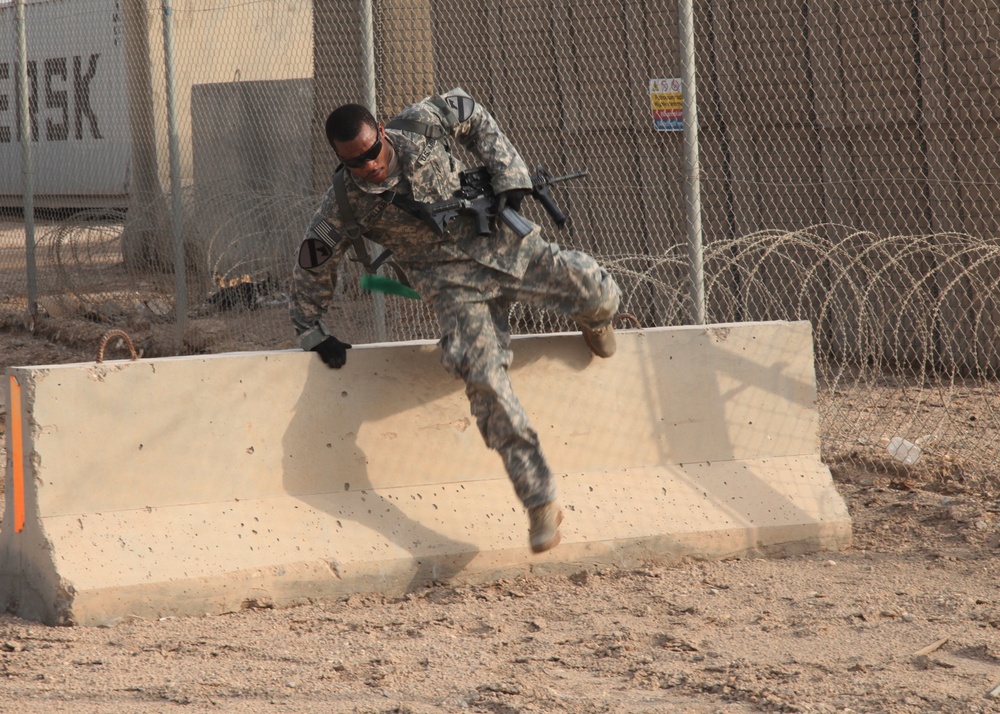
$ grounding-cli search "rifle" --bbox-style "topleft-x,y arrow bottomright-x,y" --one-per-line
418,165 -> 588,237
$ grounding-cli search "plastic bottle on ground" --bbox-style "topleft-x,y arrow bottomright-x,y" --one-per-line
887,436 -> 921,465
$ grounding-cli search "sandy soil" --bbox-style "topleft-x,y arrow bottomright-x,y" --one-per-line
1,322 -> 999,714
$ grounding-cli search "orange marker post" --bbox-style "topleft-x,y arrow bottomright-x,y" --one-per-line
9,375 -> 25,533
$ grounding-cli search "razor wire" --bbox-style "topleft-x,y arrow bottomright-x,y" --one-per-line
0,0 -> 998,493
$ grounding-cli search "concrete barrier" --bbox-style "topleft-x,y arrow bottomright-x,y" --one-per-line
0,321 -> 850,625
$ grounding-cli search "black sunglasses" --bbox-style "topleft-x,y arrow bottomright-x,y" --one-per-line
339,126 -> 383,168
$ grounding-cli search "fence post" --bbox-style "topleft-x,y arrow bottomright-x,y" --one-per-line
162,0 -> 187,346
678,0 -> 705,325
361,0 -> 387,343
15,0 -> 37,320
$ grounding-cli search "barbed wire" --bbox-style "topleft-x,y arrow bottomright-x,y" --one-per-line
6,214 -> 998,493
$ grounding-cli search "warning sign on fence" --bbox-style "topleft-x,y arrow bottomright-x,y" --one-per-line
649,78 -> 683,132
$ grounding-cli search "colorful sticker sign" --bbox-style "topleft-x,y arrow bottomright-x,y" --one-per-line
650,78 -> 683,132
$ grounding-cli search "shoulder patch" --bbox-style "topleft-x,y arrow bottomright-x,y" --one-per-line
309,217 -> 340,247
298,238 -> 333,270
446,94 -> 475,122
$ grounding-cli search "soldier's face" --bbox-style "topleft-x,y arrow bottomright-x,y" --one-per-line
335,123 -> 391,184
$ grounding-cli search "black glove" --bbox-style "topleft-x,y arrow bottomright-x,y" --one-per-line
497,188 -> 532,213
312,335 -> 352,369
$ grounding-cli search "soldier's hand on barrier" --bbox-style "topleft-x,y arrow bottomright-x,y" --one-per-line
312,335 -> 352,369
497,188 -> 532,213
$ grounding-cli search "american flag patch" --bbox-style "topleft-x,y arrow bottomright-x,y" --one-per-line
310,218 -> 339,247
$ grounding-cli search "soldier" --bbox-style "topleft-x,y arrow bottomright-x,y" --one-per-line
289,88 -> 621,554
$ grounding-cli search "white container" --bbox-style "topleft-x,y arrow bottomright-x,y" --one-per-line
887,437 -> 922,465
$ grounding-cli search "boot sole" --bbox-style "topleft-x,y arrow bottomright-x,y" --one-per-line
530,510 -> 564,554
582,329 -> 616,358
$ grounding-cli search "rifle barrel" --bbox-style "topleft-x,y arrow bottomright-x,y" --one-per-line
536,169 -> 589,185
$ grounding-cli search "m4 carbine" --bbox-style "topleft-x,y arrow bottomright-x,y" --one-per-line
420,165 -> 588,237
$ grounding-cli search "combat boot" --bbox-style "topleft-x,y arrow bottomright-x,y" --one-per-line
581,323 -> 616,358
528,501 -> 564,553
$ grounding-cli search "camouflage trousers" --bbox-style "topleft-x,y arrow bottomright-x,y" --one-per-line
418,236 -> 621,509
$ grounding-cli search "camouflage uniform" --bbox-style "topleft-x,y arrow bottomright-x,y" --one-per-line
290,88 -> 620,509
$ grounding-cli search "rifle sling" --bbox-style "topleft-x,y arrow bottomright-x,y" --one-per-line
385,117 -> 445,139
332,166 -> 422,284
332,166 -> 395,275
385,95 -> 455,138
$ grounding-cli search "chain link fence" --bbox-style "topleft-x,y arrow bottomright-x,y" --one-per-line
0,0 -> 997,493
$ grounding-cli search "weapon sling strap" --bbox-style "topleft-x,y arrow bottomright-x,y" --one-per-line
385,95 -> 456,138
332,166 -> 410,285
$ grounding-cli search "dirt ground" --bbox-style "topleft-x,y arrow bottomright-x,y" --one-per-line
1,318 -> 999,714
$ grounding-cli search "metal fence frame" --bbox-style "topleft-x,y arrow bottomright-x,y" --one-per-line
1,0 -> 998,490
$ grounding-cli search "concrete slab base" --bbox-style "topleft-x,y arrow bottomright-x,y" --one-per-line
1,322 -> 851,625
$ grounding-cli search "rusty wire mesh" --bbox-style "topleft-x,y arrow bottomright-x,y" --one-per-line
0,0 -> 998,492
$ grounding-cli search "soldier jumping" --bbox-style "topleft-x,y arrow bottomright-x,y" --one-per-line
289,88 -> 621,554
